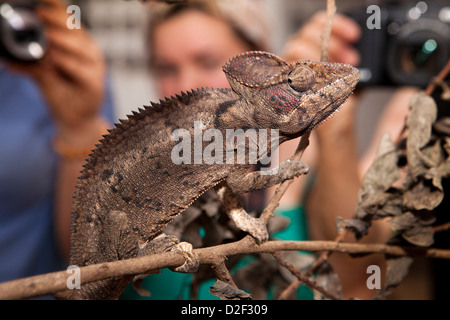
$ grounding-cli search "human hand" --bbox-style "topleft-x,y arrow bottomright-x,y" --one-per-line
282,11 -> 361,143
283,11 -> 361,65
9,0 -> 106,140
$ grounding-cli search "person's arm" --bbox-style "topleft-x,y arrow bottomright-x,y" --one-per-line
9,0 -> 110,262
281,11 -> 363,238
281,11 -> 392,299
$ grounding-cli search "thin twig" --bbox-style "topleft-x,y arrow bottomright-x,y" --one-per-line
277,229 -> 348,299
212,261 -> 237,288
272,252 -> 340,300
276,0 -> 341,299
305,229 -> 348,277
260,131 -> 311,224
320,0 -> 336,62
425,58 -> 450,96
433,221 -> 450,233
302,0 -> 339,278
2,238 -> 450,300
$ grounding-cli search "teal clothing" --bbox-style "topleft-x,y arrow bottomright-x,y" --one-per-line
120,206 -> 313,300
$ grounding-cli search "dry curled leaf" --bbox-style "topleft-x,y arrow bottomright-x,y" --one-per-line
434,118 -> 450,136
345,133 -> 401,238
348,92 -> 448,249
314,262 -> 343,300
267,214 -> 291,235
336,216 -> 370,239
209,279 -> 252,300
403,178 -> 443,212
232,254 -> 279,300
406,92 -> 438,179
131,276 -> 152,298
373,256 -> 413,300
355,133 -> 400,220
402,225 -> 434,247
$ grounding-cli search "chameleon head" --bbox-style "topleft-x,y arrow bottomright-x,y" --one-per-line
223,51 -> 360,137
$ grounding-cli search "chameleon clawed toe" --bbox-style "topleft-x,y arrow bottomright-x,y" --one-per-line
68,51 -> 359,299
170,241 -> 200,273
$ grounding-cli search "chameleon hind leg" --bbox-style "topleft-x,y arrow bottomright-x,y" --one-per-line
215,159 -> 309,243
75,211 -> 199,299
138,233 -> 199,273
101,211 -> 199,273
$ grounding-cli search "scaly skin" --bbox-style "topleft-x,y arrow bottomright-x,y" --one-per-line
65,51 -> 359,299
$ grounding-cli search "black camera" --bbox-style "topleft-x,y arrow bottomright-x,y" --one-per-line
347,1 -> 450,87
0,0 -> 47,62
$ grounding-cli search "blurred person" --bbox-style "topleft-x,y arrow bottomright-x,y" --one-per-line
121,0 -> 389,300
282,10 -> 418,299
0,0 -> 114,291
120,0 -> 292,300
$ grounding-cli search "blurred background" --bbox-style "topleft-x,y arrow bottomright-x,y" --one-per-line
71,0 -> 449,157
1,0 -> 448,299
72,0 -> 447,300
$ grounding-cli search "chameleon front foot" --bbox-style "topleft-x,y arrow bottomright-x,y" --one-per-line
215,182 -> 269,243
142,234 -> 199,273
170,241 -> 200,273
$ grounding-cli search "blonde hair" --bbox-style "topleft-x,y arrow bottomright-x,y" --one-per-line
146,0 -> 271,65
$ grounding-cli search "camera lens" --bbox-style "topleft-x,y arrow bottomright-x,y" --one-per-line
387,19 -> 449,87
0,2 -> 47,61
399,38 -> 440,72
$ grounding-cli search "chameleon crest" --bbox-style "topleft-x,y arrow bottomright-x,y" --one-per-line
63,51 -> 359,299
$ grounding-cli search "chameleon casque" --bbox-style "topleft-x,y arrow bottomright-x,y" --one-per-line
62,51 -> 359,299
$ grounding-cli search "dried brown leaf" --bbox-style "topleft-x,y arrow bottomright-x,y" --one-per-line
232,254 -> 278,299
402,226 -> 434,247
355,133 -> 399,220
374,256 -> 413,300
437,153 -> 450,178
314,262 -> 343,300
267,214 -> 290,235
433,117 -> 450,136
406,92 -> 437,178
388,211 -> 417,233
403,178 -> 443,211
336,216 -> 370,239
209,279 -> 252,300
131,276 -> 151,297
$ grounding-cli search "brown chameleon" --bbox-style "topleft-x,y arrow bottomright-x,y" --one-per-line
59,51 -> 359,299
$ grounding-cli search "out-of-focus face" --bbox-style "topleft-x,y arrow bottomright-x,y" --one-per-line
151,10 -> 252,97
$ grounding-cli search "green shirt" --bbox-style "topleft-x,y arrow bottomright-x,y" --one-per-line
120,206 -> 313,300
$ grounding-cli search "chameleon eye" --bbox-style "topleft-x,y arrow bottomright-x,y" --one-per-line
288,66 -> 315,92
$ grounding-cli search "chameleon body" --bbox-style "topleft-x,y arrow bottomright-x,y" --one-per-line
65,51 -> 359,299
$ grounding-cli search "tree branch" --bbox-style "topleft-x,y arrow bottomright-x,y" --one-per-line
320,0 -> 336,62
273,252 -> 340,300
260,131 -> 311,223
2,237 -> 450,300
425,57 -> 450,96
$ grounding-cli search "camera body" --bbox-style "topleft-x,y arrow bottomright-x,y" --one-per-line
347,1 -> 450,87
0,0 -> 47,62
